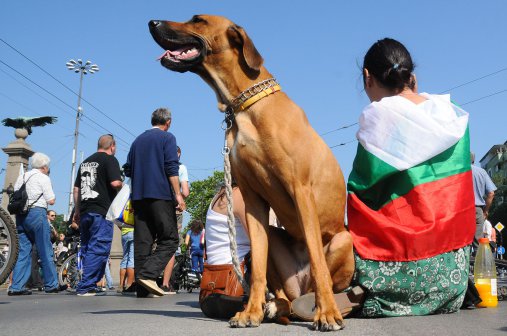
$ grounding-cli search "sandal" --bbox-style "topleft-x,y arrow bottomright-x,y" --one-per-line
200,293 -> 248,319
291,286 -> 365,321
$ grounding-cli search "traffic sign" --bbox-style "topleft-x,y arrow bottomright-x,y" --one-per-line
495,222 -> 504,232
497,246 -> 505,255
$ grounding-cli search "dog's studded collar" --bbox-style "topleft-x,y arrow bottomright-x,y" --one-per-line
229,78 -> 281,113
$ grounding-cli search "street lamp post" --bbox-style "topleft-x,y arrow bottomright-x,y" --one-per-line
65,59 -> 99,219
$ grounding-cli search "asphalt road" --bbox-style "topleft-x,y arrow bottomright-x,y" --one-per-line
0,289 -> 506,336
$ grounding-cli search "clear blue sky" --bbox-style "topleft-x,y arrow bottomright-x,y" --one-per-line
1,1 -> 506,217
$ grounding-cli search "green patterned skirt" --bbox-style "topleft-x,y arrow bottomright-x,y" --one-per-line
353,246 -> 470,317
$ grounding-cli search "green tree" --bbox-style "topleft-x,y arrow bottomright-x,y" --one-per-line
186,170 -> 224,225
53,213 -> 66,233
490,199 -> 507,246
492,172 -> 506,187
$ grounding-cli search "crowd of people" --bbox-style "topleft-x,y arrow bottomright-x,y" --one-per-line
5,38 -> 502,322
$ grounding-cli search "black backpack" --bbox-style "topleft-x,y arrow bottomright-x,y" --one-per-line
7,174 -> 42,215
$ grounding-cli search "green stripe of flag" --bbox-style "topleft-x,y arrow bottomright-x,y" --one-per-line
348,127 -> 470,210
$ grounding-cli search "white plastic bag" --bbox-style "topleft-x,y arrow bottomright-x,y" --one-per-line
106,179 -> 133,228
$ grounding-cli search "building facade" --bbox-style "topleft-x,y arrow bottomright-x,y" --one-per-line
479,141 -> 507,205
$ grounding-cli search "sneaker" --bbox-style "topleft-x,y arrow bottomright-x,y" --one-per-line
77,288 -> 107,297
45,284 -> 69,293
122,283 -> 137,296
145,293 -> 163,298
137,278 -> 165,296
160,285 -> 176,295
7,289 -> 33,296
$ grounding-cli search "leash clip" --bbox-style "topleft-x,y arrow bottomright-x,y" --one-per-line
222,139 -> 230,155
221,106 -> 235,130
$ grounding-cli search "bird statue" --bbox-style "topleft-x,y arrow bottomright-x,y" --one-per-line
1,116 -> 57,135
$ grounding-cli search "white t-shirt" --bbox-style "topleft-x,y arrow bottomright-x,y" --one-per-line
179,163 -> 189,182
205,204 -> 250,265
14,169 -> 55,209
483,219 -> 493,241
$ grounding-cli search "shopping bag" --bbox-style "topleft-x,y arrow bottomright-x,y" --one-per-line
106,179 -> 134,228
119,199 -> 135,226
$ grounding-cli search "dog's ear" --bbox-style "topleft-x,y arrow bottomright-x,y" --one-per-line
227,25 -> 264,72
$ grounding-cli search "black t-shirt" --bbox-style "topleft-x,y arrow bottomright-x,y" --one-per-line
74,152 -> 122,216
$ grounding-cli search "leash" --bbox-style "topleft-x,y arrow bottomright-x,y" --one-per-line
221,78 -> 281,294
222,108 -> 249,294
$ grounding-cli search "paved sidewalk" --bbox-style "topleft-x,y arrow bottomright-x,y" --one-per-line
0,289 -> 506,336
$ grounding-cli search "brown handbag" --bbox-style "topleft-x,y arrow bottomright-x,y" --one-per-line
199,261 -> 245,304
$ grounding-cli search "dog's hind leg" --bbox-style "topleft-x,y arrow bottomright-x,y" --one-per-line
265,255 -> 292,324
324,230 -> 355,293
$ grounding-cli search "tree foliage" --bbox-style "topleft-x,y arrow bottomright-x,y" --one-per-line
53,214 -> 67,233
186,170 -> 224,226
490,201 -> 507,246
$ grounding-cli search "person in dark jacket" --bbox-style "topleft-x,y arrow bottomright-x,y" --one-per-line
123,107 -> 186,298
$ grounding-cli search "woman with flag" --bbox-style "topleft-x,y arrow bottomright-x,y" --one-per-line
348,38 -> 475,317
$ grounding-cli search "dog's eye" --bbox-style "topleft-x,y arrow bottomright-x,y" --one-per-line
189,16 -> 205,24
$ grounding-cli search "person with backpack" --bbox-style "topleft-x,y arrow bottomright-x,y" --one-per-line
8,152 -> 66,295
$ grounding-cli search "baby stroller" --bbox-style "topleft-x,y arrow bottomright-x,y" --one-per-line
170,249 -> 201,293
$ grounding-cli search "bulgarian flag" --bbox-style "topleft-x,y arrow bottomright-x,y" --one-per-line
347,93 -> 475,262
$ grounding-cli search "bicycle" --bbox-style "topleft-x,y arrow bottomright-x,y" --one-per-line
57,236 -> 82,290
0,206 -> 18,285
170,250 -> 201,293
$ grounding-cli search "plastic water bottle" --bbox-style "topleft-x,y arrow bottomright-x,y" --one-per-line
474,237 -> 498,307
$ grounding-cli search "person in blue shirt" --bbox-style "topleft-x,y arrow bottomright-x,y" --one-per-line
185,219 -> 204,274
123,107 -> 186,297
471,152 -> 497,253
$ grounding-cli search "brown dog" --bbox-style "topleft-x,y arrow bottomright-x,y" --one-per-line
149,15 -> 354,331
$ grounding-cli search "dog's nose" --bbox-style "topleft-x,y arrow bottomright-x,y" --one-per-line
149,20 -> 161,29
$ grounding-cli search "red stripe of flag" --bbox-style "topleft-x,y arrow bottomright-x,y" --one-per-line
348,171 -> 475,261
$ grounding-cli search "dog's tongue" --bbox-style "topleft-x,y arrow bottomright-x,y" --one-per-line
156,48 -> 188,60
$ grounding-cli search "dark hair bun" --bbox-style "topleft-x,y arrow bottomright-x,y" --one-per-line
363,38 -> 415,91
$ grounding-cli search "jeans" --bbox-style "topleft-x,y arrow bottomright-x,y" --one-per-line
190,249 -> 204,273
104,260 -> 114,288
76,213 -> 113,294
10,207 -> 58,292
120,230 -> 134,269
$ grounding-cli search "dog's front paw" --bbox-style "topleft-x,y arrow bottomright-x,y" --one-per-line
229,308 -> 264,328
311,307 -> 344,332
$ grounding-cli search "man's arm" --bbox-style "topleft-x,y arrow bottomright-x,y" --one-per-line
110,180 -> 123,190
169,175 -> 186,211
42,176 -> 56,205
73,186 -> 81,223
483,191 -> 495,218
181,180 -> 190,198
107,156 -> 123,191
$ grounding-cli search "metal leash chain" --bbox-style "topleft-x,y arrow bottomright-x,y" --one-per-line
221,108 -> 250,293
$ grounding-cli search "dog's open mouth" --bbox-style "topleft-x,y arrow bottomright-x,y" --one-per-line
157,45 -> 200,63
154,37 -> 204,72
149,20 -> 206,72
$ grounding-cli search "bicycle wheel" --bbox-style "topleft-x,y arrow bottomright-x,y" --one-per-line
0,207 -> 18,285
58,253 -> 81,289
